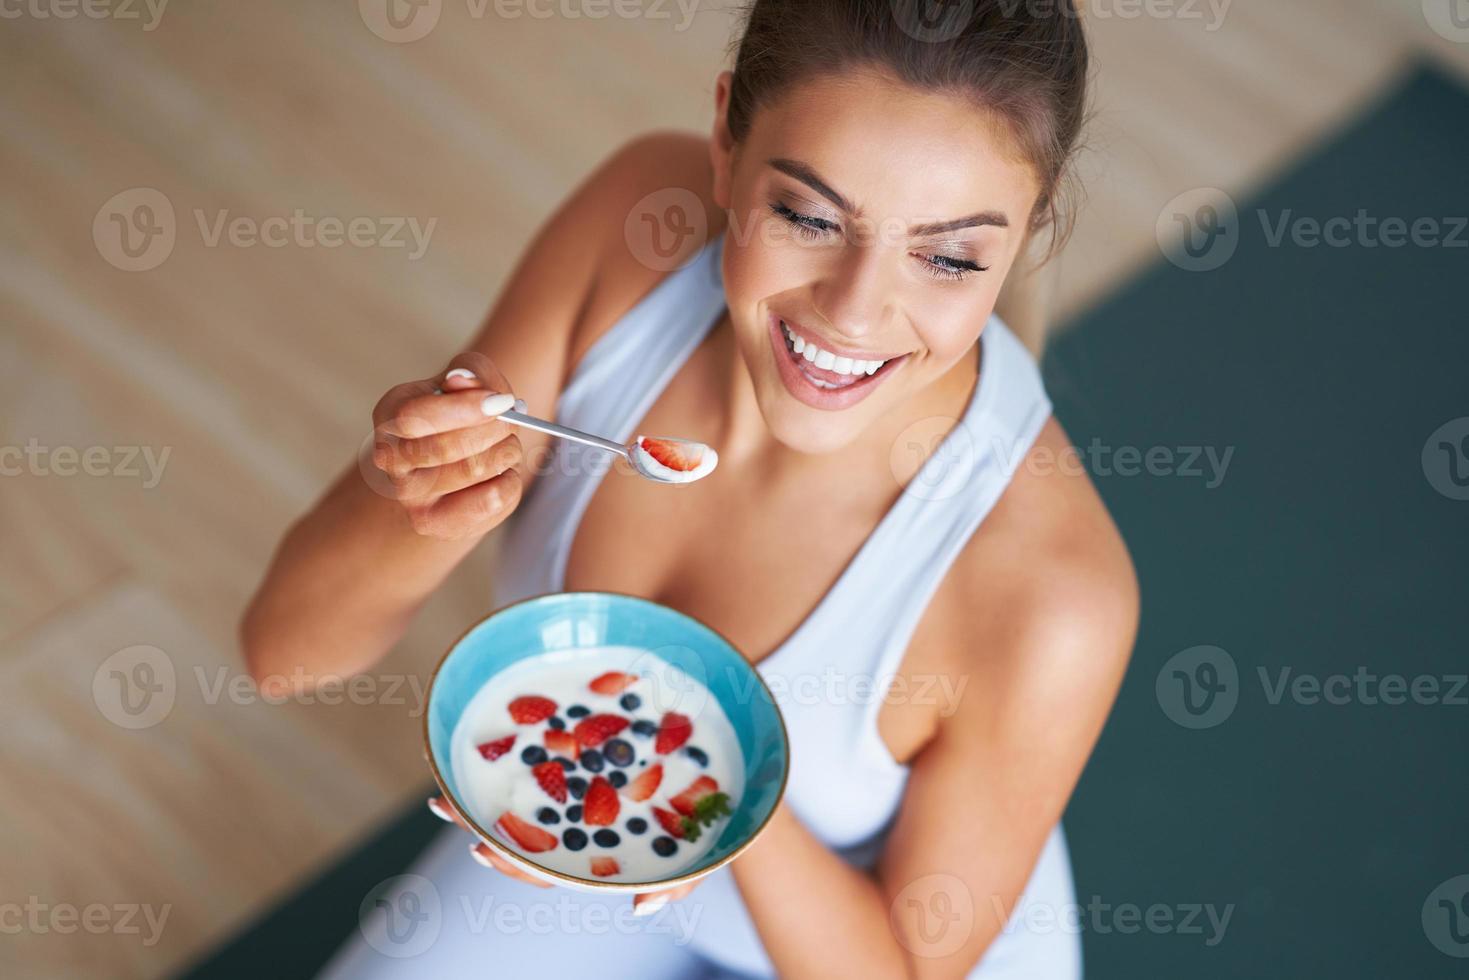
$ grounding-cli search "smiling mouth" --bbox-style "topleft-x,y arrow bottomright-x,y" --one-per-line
775,318 -> 908,390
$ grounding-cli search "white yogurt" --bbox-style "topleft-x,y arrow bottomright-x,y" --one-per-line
451,645 -> 743,883
630,436 -> 718,484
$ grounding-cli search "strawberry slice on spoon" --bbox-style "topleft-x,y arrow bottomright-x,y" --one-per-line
493,399 -> 718,485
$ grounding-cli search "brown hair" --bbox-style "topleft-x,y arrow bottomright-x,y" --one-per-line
726,0 -> 1090,257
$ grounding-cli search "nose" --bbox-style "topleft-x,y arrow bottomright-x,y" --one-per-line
810,244 -> 892,344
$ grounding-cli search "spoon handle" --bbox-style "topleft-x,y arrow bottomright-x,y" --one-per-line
498,408 -> 628,458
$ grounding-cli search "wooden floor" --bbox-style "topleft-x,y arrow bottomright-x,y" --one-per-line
2,2 -> 1465,977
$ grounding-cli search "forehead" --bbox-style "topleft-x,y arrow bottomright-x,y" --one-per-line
740,68 -> 1041,224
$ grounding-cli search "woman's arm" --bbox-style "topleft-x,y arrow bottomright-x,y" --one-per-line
725,426 -> 1139,979
239,137 -> 675,689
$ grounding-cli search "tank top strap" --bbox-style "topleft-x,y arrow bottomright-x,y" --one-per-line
808,317 -> 1054,768
555,236 -> 727,442
490,236 -> 726,607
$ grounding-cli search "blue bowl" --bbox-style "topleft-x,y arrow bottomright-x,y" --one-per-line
424,591 -> 790,891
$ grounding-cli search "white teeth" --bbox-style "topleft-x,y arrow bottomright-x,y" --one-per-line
781,320 -> 890,377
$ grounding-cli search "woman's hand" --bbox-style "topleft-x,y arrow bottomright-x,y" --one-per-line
426,795 -> 704,913
368,354 -> 524,541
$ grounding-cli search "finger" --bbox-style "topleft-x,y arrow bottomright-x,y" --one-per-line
373,379 -> 440,427
404,468 -> 522,538
469,842 -> 553,888
632,881 -> 697,916
398,435 -> 521,500
427,796 -> 472,830
379,418 -> 516,480
382,388 -> 515,440
443,351 -> 512,395
441,368 -> 481,393
428,800 -> 553,889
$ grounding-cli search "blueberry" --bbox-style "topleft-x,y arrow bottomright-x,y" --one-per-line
630,719 -> 657,737
619,693 -> 641,711
536,807 -> 561,825
652,836 -> 678,857
683,746 -> 709,767
555,757 -> 577,771
593,829 -> 621,848
520,745 -> 548,765
546,716 -> 566,730
579,749 -> 604,773
566,704 -> 591,718
567,776 -> 588,800
603,738 -> 634,768
626,817 -> 648,835
607,770 -> 627,789
563,828 -> 588,850
567,804 -> 583,822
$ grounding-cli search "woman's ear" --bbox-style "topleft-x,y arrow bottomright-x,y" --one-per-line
709,70 -> 735,210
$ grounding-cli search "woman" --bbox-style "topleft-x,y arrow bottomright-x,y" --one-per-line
243,1 -> 1137,976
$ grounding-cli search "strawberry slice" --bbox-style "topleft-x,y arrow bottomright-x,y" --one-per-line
544,728 -> 580,761
652,805 -> 686,839
573,713 -> 630,748
589,856 -> 620,878
477,734 -> 516,761
654,712 -> 693,754
508,696 -> 557,725
589,671 -> 639,694
669,775 -> 720,817
623,762 -> 663,802
582,775 -> 619,826
532,761 -> 568,803
495,811 -> 558,852
640,437 -> 705,472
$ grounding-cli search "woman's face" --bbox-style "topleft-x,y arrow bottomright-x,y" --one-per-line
711,69 -> 1042,455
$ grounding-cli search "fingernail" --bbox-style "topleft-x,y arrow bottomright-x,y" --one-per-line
446,368 -> 476,381
468,844 -> 495,868
427,798 -> 453,823
633,894 -> 669,917
481,392 -> 515,417
512,398 -> 527,414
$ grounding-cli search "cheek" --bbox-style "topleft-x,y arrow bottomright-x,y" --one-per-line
904,280 -> 1003,364
721,234 -> 798,317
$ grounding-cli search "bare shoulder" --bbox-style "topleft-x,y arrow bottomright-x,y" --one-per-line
929,416 -> 1140,716
562,131 -> 725,370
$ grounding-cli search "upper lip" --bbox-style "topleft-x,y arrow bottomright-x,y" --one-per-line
774,314 -> 910,363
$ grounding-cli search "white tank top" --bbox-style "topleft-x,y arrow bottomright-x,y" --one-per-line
492,233 -> 1054,857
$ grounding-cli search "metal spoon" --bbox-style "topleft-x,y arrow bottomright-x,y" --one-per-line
498,399 -> 717,485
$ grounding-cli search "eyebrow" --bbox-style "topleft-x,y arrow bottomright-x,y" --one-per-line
766,157 -> 1009,236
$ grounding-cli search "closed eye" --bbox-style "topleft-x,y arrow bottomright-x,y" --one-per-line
770,201 -> 838,238
917,253 -> 988,281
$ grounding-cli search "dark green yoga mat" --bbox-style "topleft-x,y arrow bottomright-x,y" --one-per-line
1047,65 -> 1469,978
176,64 -> 1469,979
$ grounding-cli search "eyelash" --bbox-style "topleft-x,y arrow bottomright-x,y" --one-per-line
768,202 -> 988,281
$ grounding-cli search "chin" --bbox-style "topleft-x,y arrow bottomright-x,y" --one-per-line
760,397 -> 869,455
